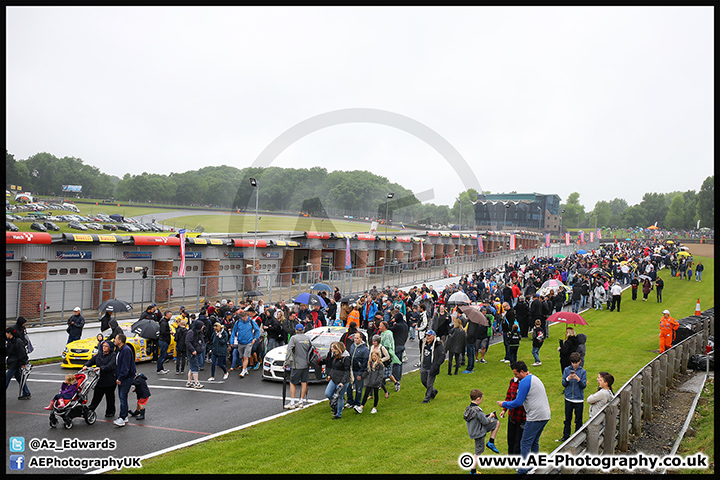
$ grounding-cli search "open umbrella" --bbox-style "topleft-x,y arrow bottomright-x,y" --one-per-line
541,279 -> 565,290
131,318 -> 160,339
339,294 -> 359,304
666,240 -> 674,244
638,274 -> 651,281
97,298 -> 132,313
576,267 -> 589,275
310,282 -> 332,292
577,250 -> 587,255
677,251 -> 690,257
244,290 -> 264,298
647,225 -> 659,230
446,291 -> 471,306
547,311 -> 588,326
292,292 -> 327,308
458,305 -> 489,326
554,254 -> 566,259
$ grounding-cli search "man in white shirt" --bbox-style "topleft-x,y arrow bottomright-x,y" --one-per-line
609,281 -> 623,312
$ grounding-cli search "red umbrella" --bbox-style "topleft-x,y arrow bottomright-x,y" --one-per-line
547,311 -> 588,326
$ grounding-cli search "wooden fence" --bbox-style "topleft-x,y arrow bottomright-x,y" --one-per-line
531,310 -> 714,474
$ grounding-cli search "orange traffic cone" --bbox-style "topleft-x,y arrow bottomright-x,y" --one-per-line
695,298 -> 701,316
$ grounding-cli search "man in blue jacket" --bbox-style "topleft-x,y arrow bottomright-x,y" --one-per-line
560,352 -> 586,442
346,332 -> 369,410
113,334 -> 136,427
230,310 -> 260,379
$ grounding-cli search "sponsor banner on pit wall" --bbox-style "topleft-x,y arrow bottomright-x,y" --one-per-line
262,252 -> 280,258
123,252 -> 153,259
7,251 -> 14,260
224,252 -> 244,259
57,251 -> 92,259
177,251 -> 202,259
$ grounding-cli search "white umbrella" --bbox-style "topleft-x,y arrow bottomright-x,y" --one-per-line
446,291 -> 471,306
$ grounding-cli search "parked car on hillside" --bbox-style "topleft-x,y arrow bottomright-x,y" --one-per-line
31,222 -> 47,232
6,221 -> 19,231
86,223 -> 103,230
68,221 -> 88,231
43,221 -> 61,231
103,223 -> 118,231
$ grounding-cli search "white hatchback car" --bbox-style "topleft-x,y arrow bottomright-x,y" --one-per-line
262,326 -> 366,383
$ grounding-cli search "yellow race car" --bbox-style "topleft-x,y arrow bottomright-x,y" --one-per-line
62,321 -> 176,368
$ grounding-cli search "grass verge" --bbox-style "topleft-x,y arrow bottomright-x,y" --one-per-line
674,377 -> 714,475
116,256 -> 713,474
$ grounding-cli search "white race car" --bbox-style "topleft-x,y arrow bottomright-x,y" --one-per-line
262,326 -> 365,383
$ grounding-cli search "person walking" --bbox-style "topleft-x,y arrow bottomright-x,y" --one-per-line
642,278 -> 652,302
570,281 -> 582,314
5,327 -> 32,400
66,307 -> 85,344
174,318 -> 188,374
355,350 -> 385,414
323,342 -> 351,419
230,310 -> 261,379
283,323 -> 312,409
446,317 -> 466,375
82,340 -> 117,418
379,321 -> 401,392
496,361 -> 551,475
208,322 -> 229,381
113,334 -> 136,427
346,332 -> 369,410
414,303 -> 429,367
507,324 -> 521,365
695,261 -> 704,282
655,276 -> 664,303
530,319 -> 545,366
558,327 -> 580,376
659,309 -> 679,353
420,330 -> 445,403
630,276 -> 639,301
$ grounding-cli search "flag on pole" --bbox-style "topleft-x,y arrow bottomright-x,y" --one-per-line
565,232 -> 570,245
477,235 -> 484,253
178,229 -> 186,277
509,233 -> 516,250
589,231 -> 594,243
545,233 -> 550,247
400,223 -> 406,230
421,241 -> 426,261
596,228 -> 601,240
345,237 -> 352,270
580,231 -> 585,244
697,219 -> 700,229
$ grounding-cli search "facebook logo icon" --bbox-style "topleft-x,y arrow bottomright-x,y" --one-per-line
10,454 -> 25,470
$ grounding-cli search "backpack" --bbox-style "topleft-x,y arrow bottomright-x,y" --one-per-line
307,343 -> 321,368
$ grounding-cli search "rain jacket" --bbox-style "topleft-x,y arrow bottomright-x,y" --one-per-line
230,317 -> 260,346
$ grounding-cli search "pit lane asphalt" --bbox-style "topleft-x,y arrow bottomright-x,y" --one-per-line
5,341 -> 426,475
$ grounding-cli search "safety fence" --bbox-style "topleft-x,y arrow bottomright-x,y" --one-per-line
530,309 -> 714,474
6,243 -> 591,325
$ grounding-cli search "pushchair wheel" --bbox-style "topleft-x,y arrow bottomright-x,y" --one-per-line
84,409 -> 97,425
63,418 -> 73,430
49,415 -> 58,429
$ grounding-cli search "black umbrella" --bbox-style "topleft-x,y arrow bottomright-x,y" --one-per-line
339,294 -> 359,304
131,318 -> 160,339
97,298 -> 132,313
576,267 -> 589,275
244,290 -> 264,298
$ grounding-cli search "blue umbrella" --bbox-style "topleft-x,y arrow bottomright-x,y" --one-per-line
577,249 -> 587,255
310,282 -> 332,292
292,292 -> 327,308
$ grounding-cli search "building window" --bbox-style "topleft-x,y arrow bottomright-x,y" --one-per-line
172,266 -> 178,272
69,268 -> 78,275
186,266 -> 191,272
192,266 -> 198,271
59,268 -> 69,275
225,265 -> 231,270
117,267 -> 124,274
6,269 -> 12,277
79,268 -> 88,274
49,269 -> 58,275
125,267 -> 133,273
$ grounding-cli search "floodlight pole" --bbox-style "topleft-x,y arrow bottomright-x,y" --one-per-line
382,193 -> 394,289
250,178 -> 259,288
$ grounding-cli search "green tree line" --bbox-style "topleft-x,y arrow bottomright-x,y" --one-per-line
6,150 -> 713,229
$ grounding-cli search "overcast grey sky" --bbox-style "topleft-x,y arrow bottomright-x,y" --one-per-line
6,6 -> 714,210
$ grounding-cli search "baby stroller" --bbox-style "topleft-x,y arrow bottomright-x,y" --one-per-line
49,369 -> 99,430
